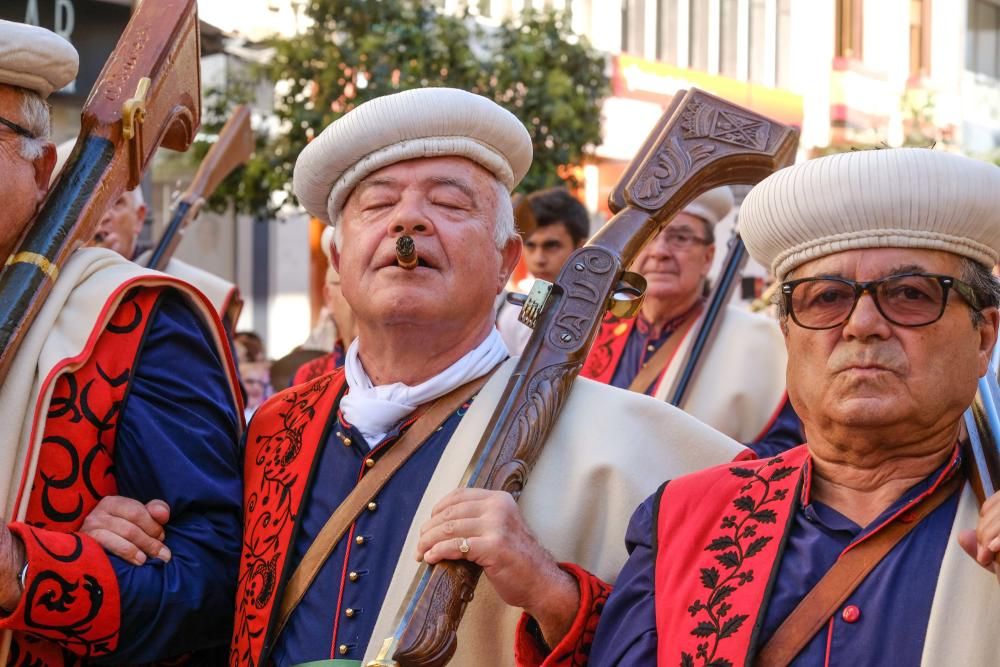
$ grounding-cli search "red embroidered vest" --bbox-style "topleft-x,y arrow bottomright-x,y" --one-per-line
230,370 -> 346,667
579,315 -> 636,385
654,446 -> 809,667
6,287 -> 162,666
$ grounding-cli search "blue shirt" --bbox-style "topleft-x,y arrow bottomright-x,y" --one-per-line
609,314 -> 803,457
271,398 -> 473,665
105,289 -> 243,662
589,451 -> 962,666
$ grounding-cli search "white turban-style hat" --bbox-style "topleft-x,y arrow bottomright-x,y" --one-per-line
293,87 -> 533,226
0,20 -> 78,99
683,186 -> 734,227
740,148 -> 1000,280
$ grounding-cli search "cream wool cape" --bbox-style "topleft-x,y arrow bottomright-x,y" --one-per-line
651,305 -> 788,443
362,358 -> 746,665
133,252 -> 239,321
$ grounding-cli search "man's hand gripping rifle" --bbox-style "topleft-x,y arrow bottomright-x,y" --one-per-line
370,89 -> 799,667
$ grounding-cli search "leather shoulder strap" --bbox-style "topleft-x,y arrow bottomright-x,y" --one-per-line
273,370 -> 495,639
627,304 -> 703,394
755,473 -> 962,667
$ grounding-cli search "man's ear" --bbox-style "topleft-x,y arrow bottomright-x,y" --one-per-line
701,243 -> 716,277
498,236 -> 523,293
32,142 -> 57,202
977,307 -> 1000,378
329,237 -> 341,273
134,204 -> 148,234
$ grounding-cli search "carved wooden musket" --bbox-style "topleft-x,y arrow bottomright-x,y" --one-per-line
146,104 -> 253,271
0,0 -> 201,384
370,89 -> 800,667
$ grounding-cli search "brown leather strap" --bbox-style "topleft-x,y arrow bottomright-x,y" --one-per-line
626,303 -> 704,394
273,370 -> 495,639
755,474 -> 962,667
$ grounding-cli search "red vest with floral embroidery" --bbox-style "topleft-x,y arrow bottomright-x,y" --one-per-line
579,315 -> 637,385
230,370 -> 346,667
654,445 -> 809,667
6,287 -> 162,666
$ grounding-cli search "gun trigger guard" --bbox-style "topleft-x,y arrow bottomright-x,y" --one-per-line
608,271 -> 646,318
123,77 -> 151,189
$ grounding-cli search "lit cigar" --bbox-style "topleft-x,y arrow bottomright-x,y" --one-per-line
396,235 -> 418,270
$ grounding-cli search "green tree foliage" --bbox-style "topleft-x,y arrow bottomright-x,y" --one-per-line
200,1 -> 609,214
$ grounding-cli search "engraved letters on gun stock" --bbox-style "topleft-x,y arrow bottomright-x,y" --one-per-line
100,29 -> 150,104
547,248 -> 617,351
631,96 -> 774,210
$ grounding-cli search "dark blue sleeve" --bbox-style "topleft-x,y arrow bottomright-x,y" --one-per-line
588,493 -> 659,666
102,289 -> 242,662
747,397 -> 804,458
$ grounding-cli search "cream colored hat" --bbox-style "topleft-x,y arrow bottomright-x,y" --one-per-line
740,148 -> 1000,280
0,20 -> 78,98
683,186 -> 734,227
293,87 -> 533,225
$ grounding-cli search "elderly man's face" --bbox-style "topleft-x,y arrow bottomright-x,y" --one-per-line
0,86 -> 52,260
338,156 -> 520,331
89,191 -> 145,258
631,212 -> 714,304
784,247 -> 998,449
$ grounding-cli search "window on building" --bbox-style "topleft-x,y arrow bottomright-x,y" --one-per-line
836,0 -> 864,59
658,0 -> 678,63
621,0 -> 645,55
968,0 -> 1000,78
719,0 -> 739,77
690,0 -> 711,71
748,0 -> 768,83
776,0 -> 792,87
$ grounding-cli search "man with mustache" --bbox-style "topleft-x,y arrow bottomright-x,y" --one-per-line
579,187 -> 801,456
219,87 -> 745,666
0,20 -> 243,664
469,148 -> 1000,665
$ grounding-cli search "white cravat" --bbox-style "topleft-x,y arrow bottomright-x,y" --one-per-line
340,328 -> 508,447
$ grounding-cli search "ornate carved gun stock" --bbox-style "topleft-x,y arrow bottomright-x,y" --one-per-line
0,0 -> 201,384
374,89 -> 800,667
147,104 -> 253,271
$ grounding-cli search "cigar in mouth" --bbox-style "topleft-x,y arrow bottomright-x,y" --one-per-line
395,235 -> 418,270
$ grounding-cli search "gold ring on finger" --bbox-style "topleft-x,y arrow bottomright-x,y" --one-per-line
459,537 -> 471,555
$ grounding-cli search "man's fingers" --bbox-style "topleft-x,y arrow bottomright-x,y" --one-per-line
145,499 -> 171,525
429,488 -> 500,516
88,529 -> 149,566
422,537 -> 478,565
103,498 -> 167,540
95,516 -> 171,562
416,518 -> 485,559
959,529 -> 998,572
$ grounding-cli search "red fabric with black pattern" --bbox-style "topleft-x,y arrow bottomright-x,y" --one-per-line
290,349 -> 341,387
514,562 -> 612,667
654,446 -> 808,667
1,287 -> 161,664
579,315 -> 634,385
230,370 -> 345,667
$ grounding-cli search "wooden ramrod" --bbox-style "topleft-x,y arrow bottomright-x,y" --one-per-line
371,89 -> 800,666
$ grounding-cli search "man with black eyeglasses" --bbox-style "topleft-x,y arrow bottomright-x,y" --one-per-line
579,186 -> 801,456
494,148 -> 1000,666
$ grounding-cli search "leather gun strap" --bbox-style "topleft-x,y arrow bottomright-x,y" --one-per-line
755,474 -> 962,667
273,370 -> 495,639
626,302 -> 704,394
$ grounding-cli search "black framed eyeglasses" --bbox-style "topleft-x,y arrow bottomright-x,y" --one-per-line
0,114 -> 36,140
781,272 -> 985,330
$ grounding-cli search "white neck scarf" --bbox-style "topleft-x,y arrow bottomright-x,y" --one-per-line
340,328 -> 509,447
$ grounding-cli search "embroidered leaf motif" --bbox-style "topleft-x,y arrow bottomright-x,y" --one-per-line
751,509 -> 778,524
715,551 -> 740,568
730,467 -> 755,478
706,536 -> 737,551
707,659 -> 734,667
733,495 -> 755,512
709,585 -> 736,607
718,614 -> 748,639
692,622 -> 717,638
700,567 -> 720,590
717,602 -> 732,617
744,536 -> 773,558
769,466 -> 797,482
681,653 -> 695,667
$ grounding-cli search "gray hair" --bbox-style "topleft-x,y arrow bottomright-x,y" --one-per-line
773,256 -> 1000,327
16,88 -> 50,161
333,176 -> 518,251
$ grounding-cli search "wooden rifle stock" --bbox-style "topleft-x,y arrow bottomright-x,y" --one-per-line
147,104 -> 254,271
0,0 -> 201,385
376,89 -> 800,667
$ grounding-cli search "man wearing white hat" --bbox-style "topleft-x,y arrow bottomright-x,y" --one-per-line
227,87 -> 745,666
499,148 -> 1000,666
580,186 -> 800,455
0,20 -> 243,665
